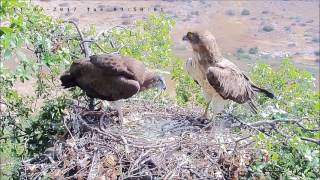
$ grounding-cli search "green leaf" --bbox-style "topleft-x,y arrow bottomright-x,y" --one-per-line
0,26 -> 13,34
16,50 -> 27,61
4,49 -> 12,59
258,132 -> 265,140
271,152 -> 279,161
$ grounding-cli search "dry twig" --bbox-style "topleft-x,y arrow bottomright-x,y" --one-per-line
21,99 -> 256,179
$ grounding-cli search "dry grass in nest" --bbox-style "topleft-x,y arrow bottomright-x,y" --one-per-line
21,98 -> 258,179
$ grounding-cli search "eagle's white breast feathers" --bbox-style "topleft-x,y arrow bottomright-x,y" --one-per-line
184,57 -> 225,105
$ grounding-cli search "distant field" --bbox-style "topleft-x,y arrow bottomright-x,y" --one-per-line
33,0 -> 319,68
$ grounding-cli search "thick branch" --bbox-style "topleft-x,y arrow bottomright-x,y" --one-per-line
233,117 -> 320,145
93,25 -> 130,41
231,115 -> 270,136
300,137 -> 320,145
64,20 -> 90,57
64,21 -> 128,57
249,119 -> 320,132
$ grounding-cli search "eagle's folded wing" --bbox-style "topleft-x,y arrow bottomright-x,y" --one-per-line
206,63 -> 255,104
89,54 -> 136,80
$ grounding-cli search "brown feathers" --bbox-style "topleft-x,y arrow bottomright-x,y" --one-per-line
60,54 -> 166,101
206,61 -> 255,104
183,31 -> 223,65
183,31 -> 274,114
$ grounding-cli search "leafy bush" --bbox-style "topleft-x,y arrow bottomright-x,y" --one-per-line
90,13 -> 175,69
87,13 -> 203,106
0,0 -> 182,177
170,57 -> 205,106
225,9 -> 235,16
240,59 -> 320,179
250,59 -> 318,118
241,9 -> 250,16
237,48 -> 245,54
262,25 -> 274,32
249,47 -> 258,54
1,1 -> 318,179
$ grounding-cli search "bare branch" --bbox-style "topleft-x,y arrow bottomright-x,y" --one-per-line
121,135 -> 130,154
93,25 -> 132,41
233,117 -> 319,145
249,119 -> 320,132
231,115 -> 270,136
300,137 -> 320,145
63,20 -> 91,57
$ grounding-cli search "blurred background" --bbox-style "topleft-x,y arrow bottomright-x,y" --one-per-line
33,0 -> 320,82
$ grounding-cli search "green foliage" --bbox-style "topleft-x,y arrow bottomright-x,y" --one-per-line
0,1 -> 183,178
27,95 -> 71,155
250,59 -> 318,118
0,0 -> 87,177
249,135 -> 319,179
237,48 -> 245,54
262,25 -> 274,32
1,1 -> 318,179
90,13 -> 175,69
0,89 -> 33,157
235,48 -> 252,62
0,0 -> 26,49
170,57 -> 205,106
86,13 -> 202,106
242,59 -> 320,179
249,47 -> 258,54
241,9 -> 250,16
0,92 -> 70,177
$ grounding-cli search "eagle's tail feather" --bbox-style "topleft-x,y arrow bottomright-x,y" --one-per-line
251,84 -> 275,99
60,70 -> 77,88
248,100 -> 258,114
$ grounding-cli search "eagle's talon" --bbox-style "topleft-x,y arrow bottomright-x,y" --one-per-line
195,116 -> 209,124
95,105 -> 103,111
118,119 -> 123,126
116,110 -> 124,126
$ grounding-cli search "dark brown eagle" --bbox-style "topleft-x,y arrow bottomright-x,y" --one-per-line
60,54 -> 166,125
183,31 -> 274,118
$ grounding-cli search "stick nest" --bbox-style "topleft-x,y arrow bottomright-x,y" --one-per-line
21,99 -> 258,179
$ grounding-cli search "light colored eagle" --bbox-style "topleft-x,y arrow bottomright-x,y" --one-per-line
60,54 -> 166,125
182,31 -> 274,118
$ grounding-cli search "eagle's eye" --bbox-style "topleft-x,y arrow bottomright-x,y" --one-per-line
187,32 -> 193,38
186,32 -> 200,43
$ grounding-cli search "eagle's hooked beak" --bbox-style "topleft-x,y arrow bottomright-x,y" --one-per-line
159,76 -> 166,91
182,35 -> 189,41
153,76 -> 166,101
